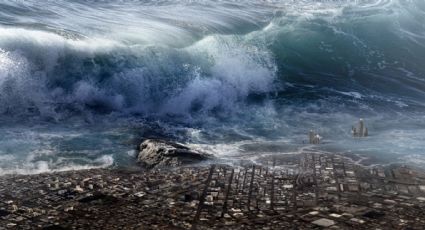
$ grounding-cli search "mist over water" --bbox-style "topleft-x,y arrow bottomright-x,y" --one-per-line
0,0 -> 424,174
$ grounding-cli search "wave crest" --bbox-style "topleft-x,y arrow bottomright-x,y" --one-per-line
0,27 -> 277,120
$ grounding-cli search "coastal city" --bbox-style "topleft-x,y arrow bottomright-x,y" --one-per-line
1,0 -> 425,229
1,151 -> 425,229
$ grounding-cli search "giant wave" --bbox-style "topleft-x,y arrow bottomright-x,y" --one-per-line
0,0 -> 424,174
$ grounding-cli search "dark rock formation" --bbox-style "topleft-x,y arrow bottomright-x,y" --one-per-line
137,139 -> 213,169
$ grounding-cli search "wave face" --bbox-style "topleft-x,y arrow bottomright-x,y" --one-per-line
0,0 -> 425,174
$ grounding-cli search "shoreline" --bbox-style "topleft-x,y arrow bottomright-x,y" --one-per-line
2,153 -> 425,229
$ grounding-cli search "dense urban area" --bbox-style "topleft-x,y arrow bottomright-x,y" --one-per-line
1,152 -> 425,229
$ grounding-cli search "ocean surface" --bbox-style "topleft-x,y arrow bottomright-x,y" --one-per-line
0,0 -> 424,174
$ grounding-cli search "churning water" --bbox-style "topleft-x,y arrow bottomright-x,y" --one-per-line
0,0 -> 424,174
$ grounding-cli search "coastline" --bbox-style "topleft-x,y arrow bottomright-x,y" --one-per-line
2,153 -> 425,229
1,1 -> 424,229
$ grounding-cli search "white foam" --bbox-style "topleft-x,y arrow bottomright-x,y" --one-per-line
339,91 -> 363,99
0,155 -> 114,175
0,27 -> 121,53
161,35 -> 276,114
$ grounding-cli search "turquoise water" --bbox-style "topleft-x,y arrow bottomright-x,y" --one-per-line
0,0 -> 424,174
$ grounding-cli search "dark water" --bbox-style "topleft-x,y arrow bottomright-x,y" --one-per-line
0,0 -> 424,174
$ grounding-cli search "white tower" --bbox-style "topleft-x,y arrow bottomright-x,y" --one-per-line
359,119 -> 364,137
309,130 -> 315,144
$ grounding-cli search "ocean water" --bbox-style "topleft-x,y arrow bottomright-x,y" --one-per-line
0,0 -> 424,174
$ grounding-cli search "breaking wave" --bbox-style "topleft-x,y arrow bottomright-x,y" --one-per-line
0,0 -> 425,174
0,27 -> 277,120
0,0 -> 422,121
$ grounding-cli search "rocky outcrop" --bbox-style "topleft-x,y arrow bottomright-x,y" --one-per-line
137,139 -> 213,169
